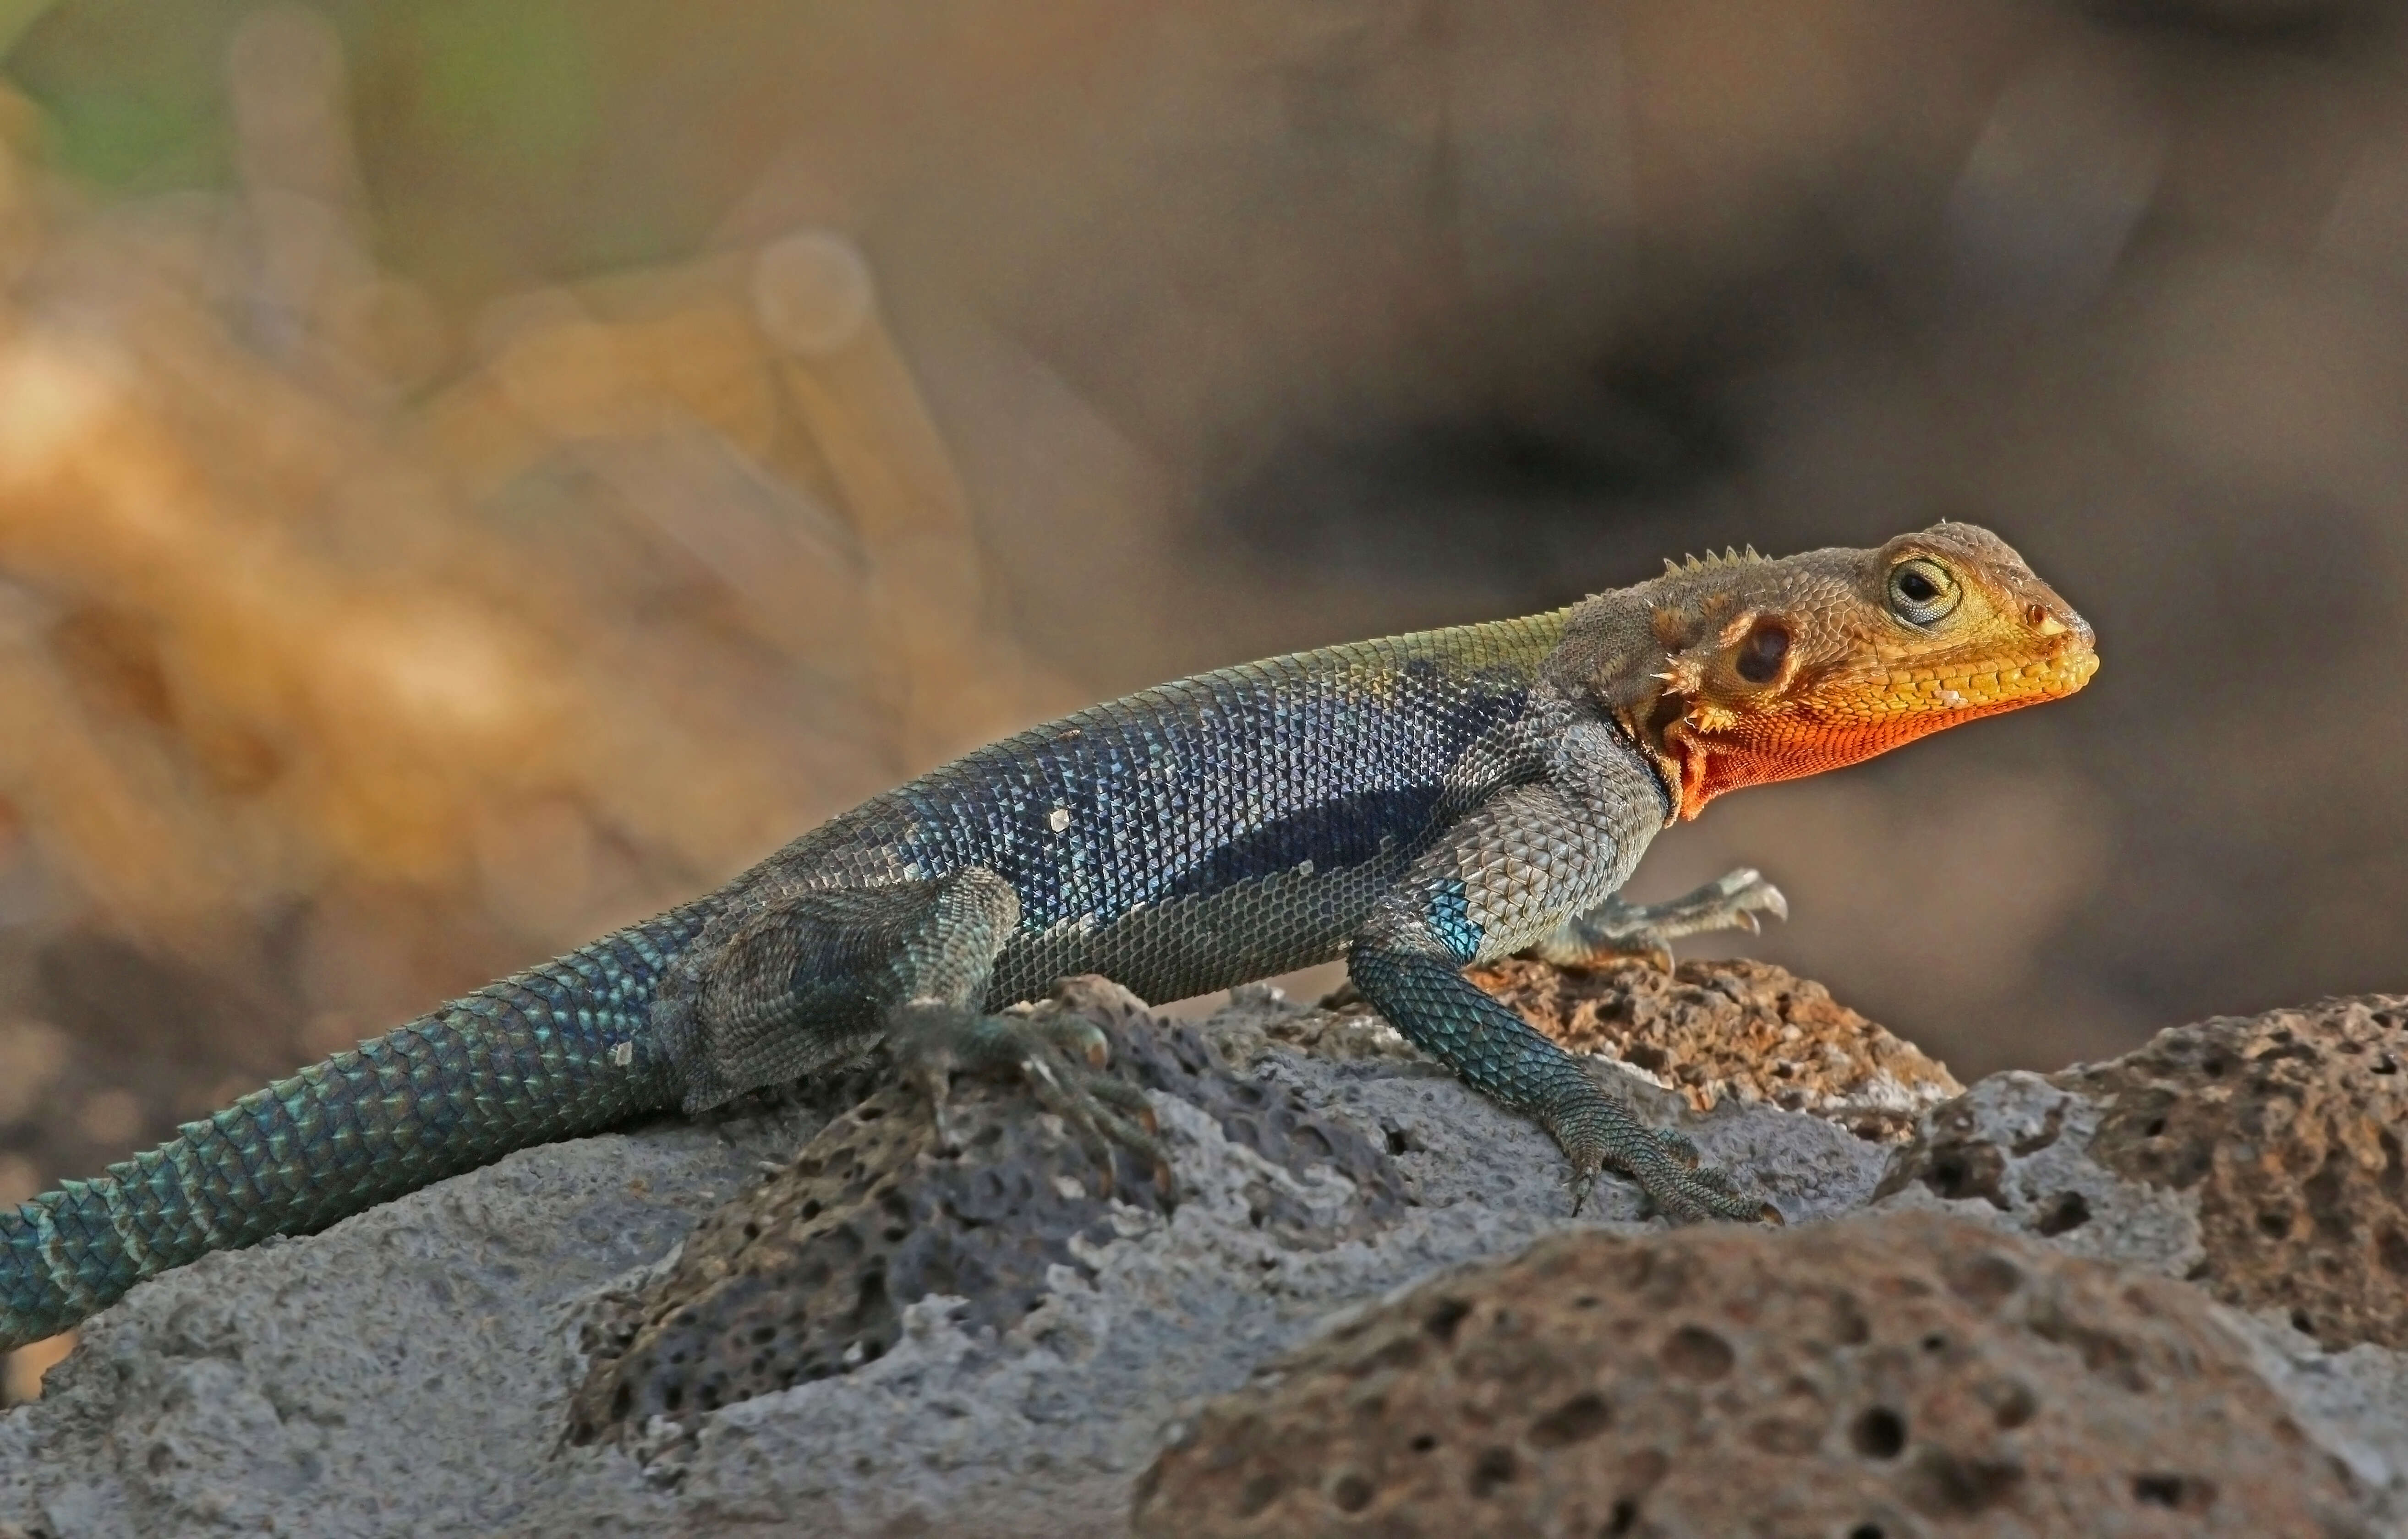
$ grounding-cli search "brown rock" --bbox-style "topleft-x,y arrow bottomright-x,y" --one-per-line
1468,956 -> 1962,1141
1132,1211 -> 2369,1539
2059,994 -> 2408,1351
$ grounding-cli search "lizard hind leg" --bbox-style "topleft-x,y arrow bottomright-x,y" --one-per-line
661,867 -> 1168,1191
879,870 -> 1171,1195
1524,867 -> 1788,971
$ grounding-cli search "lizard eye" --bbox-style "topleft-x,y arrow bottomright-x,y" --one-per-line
1887,558 -> 1959,626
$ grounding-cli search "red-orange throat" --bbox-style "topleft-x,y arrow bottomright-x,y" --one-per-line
1658,642 -> 2100,820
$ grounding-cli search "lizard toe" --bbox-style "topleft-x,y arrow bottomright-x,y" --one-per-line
893,1003 -> 1175,1200
1651,1127 -> 1703,1169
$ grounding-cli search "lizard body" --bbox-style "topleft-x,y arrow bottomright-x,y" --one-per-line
0,522 -> 2095,1350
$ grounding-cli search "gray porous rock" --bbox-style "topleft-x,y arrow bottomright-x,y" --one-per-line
1872,993 -> 2408,1529
1877,994 -> 2408,1341
8,979 -> 2408,1538
0,974 -> 1886,1539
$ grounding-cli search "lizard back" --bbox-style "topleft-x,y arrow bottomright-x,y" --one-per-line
770,610 -> 1575,1005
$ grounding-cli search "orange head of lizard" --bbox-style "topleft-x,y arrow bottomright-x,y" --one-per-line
1621,521 -> 2098,820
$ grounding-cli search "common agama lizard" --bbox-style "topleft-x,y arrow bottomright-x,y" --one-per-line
0,522 -> 2096,1349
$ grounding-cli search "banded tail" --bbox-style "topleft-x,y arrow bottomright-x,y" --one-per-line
0,909 -> 707,1351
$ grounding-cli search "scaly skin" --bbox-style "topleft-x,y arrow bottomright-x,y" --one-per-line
0,521 -> 2096,1350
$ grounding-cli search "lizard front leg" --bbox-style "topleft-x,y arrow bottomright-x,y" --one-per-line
1523,868 -> 1789,971
1346,786 -> 1778,1224
653,868 -> 1165,1184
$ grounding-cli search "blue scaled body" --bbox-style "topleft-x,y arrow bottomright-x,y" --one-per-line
0,601 -> 1775,1351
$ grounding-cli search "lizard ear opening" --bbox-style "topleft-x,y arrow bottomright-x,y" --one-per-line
1733,619 -> 1790,685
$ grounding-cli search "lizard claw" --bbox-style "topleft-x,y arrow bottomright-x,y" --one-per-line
1530,867 -> 1789,972
1549,1081 -> 1775,1225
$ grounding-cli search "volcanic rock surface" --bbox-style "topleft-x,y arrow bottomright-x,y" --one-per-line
3,974 -> 2405,1538
1133,1210 -> 2371,1539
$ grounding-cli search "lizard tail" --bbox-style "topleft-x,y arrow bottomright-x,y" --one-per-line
0,915 -> 702,1352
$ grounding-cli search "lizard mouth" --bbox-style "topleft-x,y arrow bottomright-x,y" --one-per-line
1872,637 -> 2100,715
1658,637 -> 2098,821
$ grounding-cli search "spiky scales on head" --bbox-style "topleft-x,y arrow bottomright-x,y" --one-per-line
1551,521 -> 2098,821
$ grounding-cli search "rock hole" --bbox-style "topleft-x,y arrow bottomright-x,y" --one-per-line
800,1199 -> 822,1221
1329,1472 -> 1374,1513
2258,1208 -> 2291,1239
1849,1527 -> 1885,1539
2291,1308 -> 2315,1337
1425,1298 -> 1472,1345
1386,1126 -> 1418,1156
2375,1054 -> 2399,1075
1659,1326 -> 1735,1381
1410,1434 -> 1439,1453
1527,1392 -> 1614,1448
2145,1117 -> 2167,1137
2202,1057 -> 2227,1079
2305,1149 -> 2353,1239
1468,1447 -> 1517,1499
741,1221 -> 761,1241
1923,1144 -> 2008,1207
1988,1380 -> 2037,1430
1832,1297 -> 1872,1343
1605,1498 -> 1641,1536
1851,1407 -> 1906,1459
2009,1106 -> 2064,1156
1920,1332 -> 1948,1354
2380,1228 -> 2408,1277
1236,1472 -> 1284,1518
2035,1191 -> 2091,1236
1943,1253 -> 2023,1310
1625,1043 -> 1669,1073
2132,1474 -> 2216,1512
858,1104 -> 885,1120
1901,1448 -> 2022,1515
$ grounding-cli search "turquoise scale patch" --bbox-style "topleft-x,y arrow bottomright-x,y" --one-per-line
1425,880 -> 1483,960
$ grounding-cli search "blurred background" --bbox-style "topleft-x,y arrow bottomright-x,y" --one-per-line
0,0 -> 2400,1315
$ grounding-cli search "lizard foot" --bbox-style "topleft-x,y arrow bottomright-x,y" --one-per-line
888,1000 -> 1173,1198
1551,1084 -> 1781,1225
1533,868 -> 1789,971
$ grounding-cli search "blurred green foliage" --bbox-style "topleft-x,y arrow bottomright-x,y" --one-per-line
8,0 -> 233,191
389,0 -> 598,176
4,0 -> 628,278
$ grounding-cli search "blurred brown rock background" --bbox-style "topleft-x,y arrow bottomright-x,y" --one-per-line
0,0 -> 2398,1243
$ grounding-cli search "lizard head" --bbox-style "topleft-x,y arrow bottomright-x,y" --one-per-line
1586,521 -> 2098,821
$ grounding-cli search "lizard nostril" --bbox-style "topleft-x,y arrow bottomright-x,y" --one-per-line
2026,603 -> 2066,636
